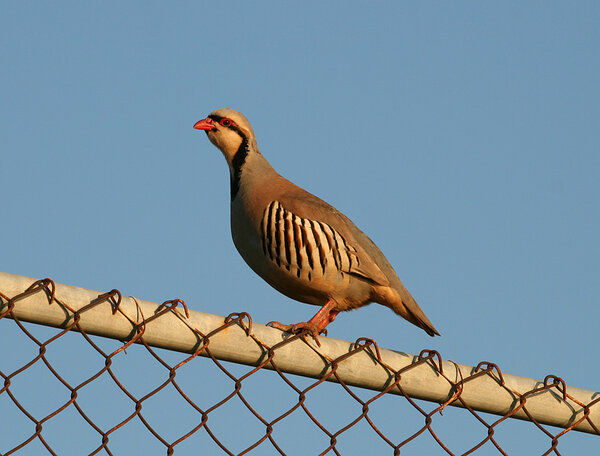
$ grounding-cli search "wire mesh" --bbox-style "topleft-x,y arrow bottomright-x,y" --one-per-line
1,277 -> 599,455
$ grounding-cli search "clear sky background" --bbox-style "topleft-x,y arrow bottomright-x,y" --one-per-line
1,2 -> 599,455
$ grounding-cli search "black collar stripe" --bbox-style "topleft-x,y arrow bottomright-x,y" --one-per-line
207,115 -> 250,199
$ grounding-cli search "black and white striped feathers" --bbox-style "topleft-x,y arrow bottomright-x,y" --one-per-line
261,200 -> 362,281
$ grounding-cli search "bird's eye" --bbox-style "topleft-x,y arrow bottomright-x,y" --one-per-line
220,118 -> 234,127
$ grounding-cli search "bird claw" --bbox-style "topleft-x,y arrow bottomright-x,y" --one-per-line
267,321 -> 326,346
266,301 -> 337,347
267,320 -> 326,335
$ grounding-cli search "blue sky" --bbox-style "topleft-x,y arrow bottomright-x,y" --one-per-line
1,2 -> 599,454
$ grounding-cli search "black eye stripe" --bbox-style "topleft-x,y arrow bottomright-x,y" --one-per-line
208,114 -> 224,123
209,114 -> 233,126
208,114 -> 243,133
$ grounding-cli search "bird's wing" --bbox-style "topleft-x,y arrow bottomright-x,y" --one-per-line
260,197 -> 390,286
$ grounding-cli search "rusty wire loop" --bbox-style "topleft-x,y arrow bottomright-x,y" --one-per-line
156,298 -> 190,319
1,277 -> 599,456
224,312 -> 253,335
93,289 -> 122,315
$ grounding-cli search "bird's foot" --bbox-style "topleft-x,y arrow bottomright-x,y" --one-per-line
267,300 -> 339,347
268,320 -> 328,335
267,320 -> 327,345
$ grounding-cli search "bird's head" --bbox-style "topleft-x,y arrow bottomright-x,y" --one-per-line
194,108 -> 256,162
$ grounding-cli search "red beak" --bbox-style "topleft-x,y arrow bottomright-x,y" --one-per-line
193,118 -> 216,131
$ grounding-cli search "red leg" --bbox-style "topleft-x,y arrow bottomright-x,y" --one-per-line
268,300 -> 339,342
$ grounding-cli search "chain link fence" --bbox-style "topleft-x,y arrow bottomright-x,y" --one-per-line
1,272 -> 598,455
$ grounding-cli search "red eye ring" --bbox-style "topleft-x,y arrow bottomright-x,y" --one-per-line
220,118 -> 233,127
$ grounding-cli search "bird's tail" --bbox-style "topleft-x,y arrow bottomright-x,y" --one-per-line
375,285 -> 440,337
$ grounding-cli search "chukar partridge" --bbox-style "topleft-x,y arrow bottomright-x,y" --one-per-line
194,109 -> 439,338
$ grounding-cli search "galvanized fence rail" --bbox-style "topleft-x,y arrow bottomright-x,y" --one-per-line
1,271 -> 598,455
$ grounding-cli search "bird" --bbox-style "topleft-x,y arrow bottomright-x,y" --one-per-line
193,108 -> 440,340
